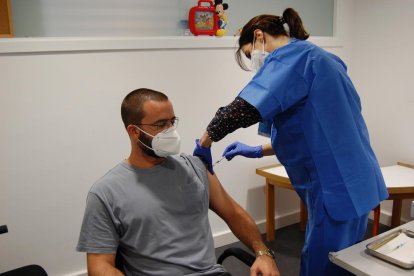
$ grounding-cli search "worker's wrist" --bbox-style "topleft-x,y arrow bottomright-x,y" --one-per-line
199,132 -> 213,148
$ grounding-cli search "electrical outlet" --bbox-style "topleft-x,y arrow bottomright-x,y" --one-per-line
411,201 -> 414,219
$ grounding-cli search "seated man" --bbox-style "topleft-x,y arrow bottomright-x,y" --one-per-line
77,88 -> 279,276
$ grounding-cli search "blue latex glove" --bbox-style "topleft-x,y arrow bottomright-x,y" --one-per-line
223,141 -> 263,161
193,139 -> 214,174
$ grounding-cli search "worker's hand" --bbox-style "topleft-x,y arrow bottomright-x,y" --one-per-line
222,141 -> 263,161
250,256 -> 280,276
193,139 -> 214,174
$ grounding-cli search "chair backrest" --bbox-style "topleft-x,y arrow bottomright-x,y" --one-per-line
217,247 -> 255,267
0,265 -> 48,276
0,226 -> 48,276
0,225 -> 8,235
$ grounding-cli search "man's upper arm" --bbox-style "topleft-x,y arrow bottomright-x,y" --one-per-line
207,172 -> 242,221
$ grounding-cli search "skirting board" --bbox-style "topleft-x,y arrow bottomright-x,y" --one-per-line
215,209 -> 410,248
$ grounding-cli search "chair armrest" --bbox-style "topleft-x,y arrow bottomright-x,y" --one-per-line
217,247 -> 255,267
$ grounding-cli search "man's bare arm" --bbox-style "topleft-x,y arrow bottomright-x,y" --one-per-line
87,253 -> 124,276
207,172 -> 280,276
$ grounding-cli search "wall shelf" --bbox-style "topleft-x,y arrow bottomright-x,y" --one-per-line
0,35 -> 342,54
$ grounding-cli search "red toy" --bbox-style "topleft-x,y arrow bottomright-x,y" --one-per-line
188,0 -> 218,36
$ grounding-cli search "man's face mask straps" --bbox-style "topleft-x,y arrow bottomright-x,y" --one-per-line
135,126 -> 181,157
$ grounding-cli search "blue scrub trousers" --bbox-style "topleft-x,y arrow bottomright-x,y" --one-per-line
300,207 -> 368,276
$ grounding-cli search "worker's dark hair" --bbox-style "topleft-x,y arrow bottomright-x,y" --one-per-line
236,8 -> 309,70
121,88 -> 168,129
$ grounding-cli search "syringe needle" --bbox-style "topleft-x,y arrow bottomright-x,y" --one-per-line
213,156 -> 225,166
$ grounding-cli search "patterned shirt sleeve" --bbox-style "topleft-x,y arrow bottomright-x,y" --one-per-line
207,96 -> 262,142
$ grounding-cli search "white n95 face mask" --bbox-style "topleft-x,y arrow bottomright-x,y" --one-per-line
136,126 -> 181,157
251,36 -> 270,71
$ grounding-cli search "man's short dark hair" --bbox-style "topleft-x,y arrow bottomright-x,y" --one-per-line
121,88 -> 169,129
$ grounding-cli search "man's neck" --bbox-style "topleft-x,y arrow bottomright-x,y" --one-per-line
127,153 -> 165,169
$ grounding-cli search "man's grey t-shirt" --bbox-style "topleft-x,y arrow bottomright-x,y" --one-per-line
77,154 -> 225,275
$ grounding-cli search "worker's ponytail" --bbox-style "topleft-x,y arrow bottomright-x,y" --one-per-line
282,8 -> 309,40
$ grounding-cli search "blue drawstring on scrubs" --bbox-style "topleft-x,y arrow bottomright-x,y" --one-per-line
258,120 -> 272,137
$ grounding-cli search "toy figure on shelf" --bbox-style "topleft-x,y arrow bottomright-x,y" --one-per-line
214,0 -> 229,36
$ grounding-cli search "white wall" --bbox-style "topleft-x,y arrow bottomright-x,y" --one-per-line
0,45 -> 301,274
349,0 -> 414,222
1,0 -> 413,275
11,0 -> 334,38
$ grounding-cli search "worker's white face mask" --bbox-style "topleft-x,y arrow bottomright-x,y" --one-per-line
251,36 -> 270,71
135,126 -> 181,157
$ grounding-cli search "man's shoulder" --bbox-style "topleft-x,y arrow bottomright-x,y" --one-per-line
170,154 -> 208,178
90,162 -> 128,193
171,153 -> 204,167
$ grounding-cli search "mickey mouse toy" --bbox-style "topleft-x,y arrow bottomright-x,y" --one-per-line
214,0 -> 229,36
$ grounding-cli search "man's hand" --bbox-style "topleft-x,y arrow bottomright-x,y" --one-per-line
222,141 -> 263,161
193,139 -> 214,174
250,255 -> 280,276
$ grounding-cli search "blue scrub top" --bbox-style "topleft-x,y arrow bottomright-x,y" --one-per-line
239,39 -> 388,221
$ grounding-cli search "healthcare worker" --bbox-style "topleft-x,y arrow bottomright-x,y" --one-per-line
193,8 -> 389,276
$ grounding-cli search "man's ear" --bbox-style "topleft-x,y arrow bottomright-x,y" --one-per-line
127,125 -> 138,136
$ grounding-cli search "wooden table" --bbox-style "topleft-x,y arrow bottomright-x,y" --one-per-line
256,162 -> 414,241
256,164 -> 306,241
372,162 -> 414,235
